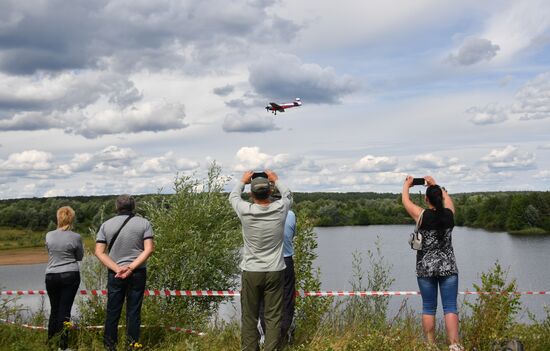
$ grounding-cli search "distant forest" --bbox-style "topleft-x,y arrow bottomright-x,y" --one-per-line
1,191 -> 549,235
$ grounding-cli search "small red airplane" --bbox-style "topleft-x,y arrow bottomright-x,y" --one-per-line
265,98 -> 302,115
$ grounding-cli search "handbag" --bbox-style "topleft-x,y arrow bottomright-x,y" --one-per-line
408,210 -> 425,250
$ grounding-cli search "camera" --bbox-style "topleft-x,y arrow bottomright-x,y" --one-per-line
412,178 -> 426,186
251,171 -> 268,179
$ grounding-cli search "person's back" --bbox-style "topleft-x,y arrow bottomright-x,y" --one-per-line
95,195 -> 154,351
97,215 -> 152,269
417,208 -> 457,277
44,206 -> 83,350
236,198 -> 289,271
45,229 -> 83,274
229,170 -> 292,351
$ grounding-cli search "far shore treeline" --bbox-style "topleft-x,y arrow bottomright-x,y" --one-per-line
1,191 -> 549,235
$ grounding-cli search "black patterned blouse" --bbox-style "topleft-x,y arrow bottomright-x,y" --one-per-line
416,208 -> 458,277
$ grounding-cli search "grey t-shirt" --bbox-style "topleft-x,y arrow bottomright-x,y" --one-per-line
96,214 -> 153,268
229,180 -> 292,272
45,229 -> 84,274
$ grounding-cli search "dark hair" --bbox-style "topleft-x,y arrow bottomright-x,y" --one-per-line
426,185 -> 444,225
251,189 -> 270,200
116,194 -> 135,213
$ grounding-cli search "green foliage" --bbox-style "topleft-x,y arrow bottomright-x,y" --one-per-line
2,191 -> 550,239
342,238 -> 395,329
292,212 -> 330,343
143,163 -> 242,330
462,262 -> 522,350
0,227 -> 44,250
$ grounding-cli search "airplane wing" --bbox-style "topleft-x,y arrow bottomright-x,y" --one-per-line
269,102 -> 285,112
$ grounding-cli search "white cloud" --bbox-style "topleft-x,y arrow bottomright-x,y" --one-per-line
413,154 -> 459,169
447,37 -> 500,66
534,170 -> 550,180
512,72 -> 550,121
0,149 -> 53,172
354,155 -> 398,172
481,145 -> 536,170
233,146 -> 303,172
124,152 -> 200,177
466,104 -> 508,125
0,71 -> 188,138
78,101 -> 187,138
482,0 -> 550,62
538,143 -> 550,150
59,146 -> 136,174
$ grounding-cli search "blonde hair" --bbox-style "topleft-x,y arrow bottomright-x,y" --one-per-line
57,206 -> 75,231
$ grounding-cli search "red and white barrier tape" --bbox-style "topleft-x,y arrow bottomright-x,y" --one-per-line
0,319 -> 205,336
1,289 -> 550,297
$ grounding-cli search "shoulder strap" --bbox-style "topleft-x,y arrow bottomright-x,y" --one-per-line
108,214 -> 135,252
415,210 -> 425,232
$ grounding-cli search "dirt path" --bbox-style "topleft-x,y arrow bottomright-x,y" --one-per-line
0,247 -> 48,265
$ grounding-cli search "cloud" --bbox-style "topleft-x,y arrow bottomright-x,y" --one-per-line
0,149 -> 53,172
464,71 -> 549,124
77,101 -> 187,138
213,85 -> 235,96
222,113 -> 279,133
447,37 -> 500,66
0,0 -> 299,75
248,53 -> 358,103
512,72 -> 550,120
534,170 -> 550,180
0,70 -> 186,137
538,143 -> 550,150
233,146 -> 302,171
124,152 -> 199,177
59,145 -> 136,174
466,104 -> 508,125
481,145 -> 536,170
412,154 -> 459,169
482,0 -> 550,62
0,71 -> 142,112
0,99 -> 188,138
354,155 -> 398,172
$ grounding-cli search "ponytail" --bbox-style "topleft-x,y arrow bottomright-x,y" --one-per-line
426,185 -> 445,226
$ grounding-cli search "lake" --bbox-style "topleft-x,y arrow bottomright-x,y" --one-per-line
1,225 -> 550,322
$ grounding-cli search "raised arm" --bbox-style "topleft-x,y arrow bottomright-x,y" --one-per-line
266,169 -> 293,209
402,175 -> 424,222
229,171 -> 254,213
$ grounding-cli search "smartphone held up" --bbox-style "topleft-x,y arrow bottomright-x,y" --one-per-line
412,178 -> 426,186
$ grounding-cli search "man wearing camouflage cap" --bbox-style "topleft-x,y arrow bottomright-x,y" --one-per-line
229,170 -> 292,351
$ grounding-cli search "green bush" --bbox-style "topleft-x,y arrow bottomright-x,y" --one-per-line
143,163 -> 242,330
293,212 -> 330,343
461,262 -> 521,350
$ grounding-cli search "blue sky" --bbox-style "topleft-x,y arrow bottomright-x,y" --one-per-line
0,0 -> 549,198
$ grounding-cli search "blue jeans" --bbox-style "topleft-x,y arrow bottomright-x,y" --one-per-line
417,274 -> 458,315
104,269 -> 146,350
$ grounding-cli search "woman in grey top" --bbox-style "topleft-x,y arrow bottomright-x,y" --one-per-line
45,206 -> 83,350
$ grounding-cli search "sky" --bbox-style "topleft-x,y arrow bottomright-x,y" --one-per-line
1,0 -> 549,199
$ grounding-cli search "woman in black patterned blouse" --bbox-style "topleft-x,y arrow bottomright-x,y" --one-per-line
402,175 -> 463,351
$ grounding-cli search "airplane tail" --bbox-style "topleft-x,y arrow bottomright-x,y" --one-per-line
295,98 -> 302,106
